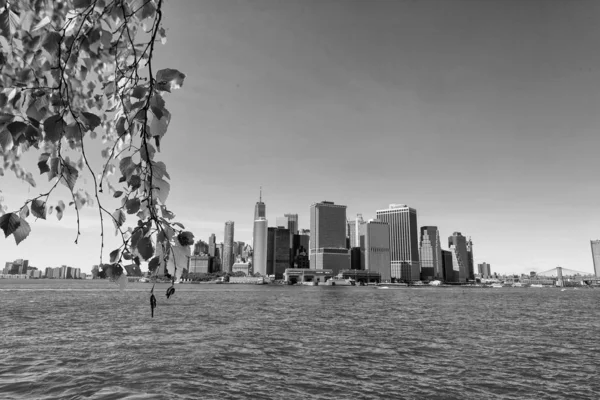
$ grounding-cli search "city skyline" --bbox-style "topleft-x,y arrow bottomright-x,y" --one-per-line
1,0 -> 599,275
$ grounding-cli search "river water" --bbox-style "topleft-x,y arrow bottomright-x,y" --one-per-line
0,280 -> 598,399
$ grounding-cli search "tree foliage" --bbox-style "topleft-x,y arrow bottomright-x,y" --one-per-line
0,0 -> 191,279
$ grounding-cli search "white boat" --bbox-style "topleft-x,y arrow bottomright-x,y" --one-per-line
376,286 -> 390,289
325,275 -> 355,286
530,284 -> 543,288
302,281 -> 318,286
490,283 -> 503,288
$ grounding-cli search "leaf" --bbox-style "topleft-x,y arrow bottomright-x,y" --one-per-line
128,175 -> 141,190
0,128 -> 13,152
0,9 -> 9,38
112,209 -> 126,229
42,31 -> 61,56
152,161 -> 170,180
12,218 -> 30,245
115,117 -> 126,136
0,213 -> 20,238
140,143 -> 155,162
80,112 -> 101,130
173,222 -> 185,230
119,156 -> 136,180
148,256 -> 160,272
60,161 -> 78,190
24,173 -> 36,188
48,157 -> 60,181
155,68 -> 186,92
149,108 -> 170,140
152,177 -> 170,204
31,199 -> 46,220
43,114 -> 65,143
131,85 -> 148,99
19,205 -> 29,219
109,249 -> 121,263
125,198 -> 140,214
139,0 -> 156,20
32,16 -> 51,32
73,0 -> 92,9
137,236 -> 155,261
55,200 -> 65,221
113,191 -> 123,198
130,228 -> 143,249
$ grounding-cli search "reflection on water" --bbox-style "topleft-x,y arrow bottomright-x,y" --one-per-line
1,280 -> 599,399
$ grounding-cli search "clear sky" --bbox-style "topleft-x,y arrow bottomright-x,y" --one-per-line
2,0 -> 599,274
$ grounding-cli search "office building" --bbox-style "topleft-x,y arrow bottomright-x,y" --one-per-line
442,250 -> 455,282
223,221 -> 235,273
253,218 -> 268,276
188,255 -> 212,274
309,201 -> 350,274
448,232 -> 469,283
347,214 -> 364,249
358,219 -> 391,281
376,204 -> 420,281
208,234 -> 216,257
478,262 -> 491,279
591,240 -> 600,278
254,188 -> 266,220
467,238 -> 474,281
419,226 -> 443,281
267,227 -> 290,278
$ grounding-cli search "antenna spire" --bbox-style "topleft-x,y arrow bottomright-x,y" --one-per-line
260,186 -> 262,202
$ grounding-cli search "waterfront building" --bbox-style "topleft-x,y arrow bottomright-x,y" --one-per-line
294,245 -> 310,268
208,234 -> 216,257
44,267 -> 53,278
194,240 -> 209,256
292,233 -> 310,267
375,204 -> 420,281
467,238 -> 474,281
448,232 -> 469,283
232,262 -> 251,276
253,218 -> 268,276
254,188 -> 266,220
350,247 -> 361,270
53,267 -> 60,279
242,243 -> 252,261
358,219 -> 391,281
441,250 -> 455,282
267,227 -> 290,278
188,255 -> 212,274
309,201 -> 350,274
591,240 -> 600,278
347,214 -> 364,249
3,262 -> 12,274
419,226 -> 443,281
478,262 -> 491,279
223,221 -> 235,273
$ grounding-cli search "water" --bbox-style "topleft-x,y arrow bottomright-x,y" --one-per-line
1,280 -> 599,399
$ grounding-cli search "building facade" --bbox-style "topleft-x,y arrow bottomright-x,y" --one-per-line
359,219 -> 391,281
223,221 -> 235,273
442,250 -> 455,282
467,238 -> 474,281
347,214 -> 364,249
375,204 -> 420,281
591,240 -> 600,278
477,262 -> 491,279
448,232 -> 469,283
253,218 -> 268,276
419,226 -> 443,281
267,227 -> 290,278
309,201 -> 350,274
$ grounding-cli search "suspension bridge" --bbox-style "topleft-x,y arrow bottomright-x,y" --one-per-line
535,266 -> 599,286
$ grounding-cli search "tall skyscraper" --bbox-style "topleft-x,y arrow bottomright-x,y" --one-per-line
347,214 -> 364,249
309,201 -> 350,274
359,219 -> 391,281
208,234 -> 216,257
252,190 -> 268,276
466,237 -> 474,280
478,262 -> 491,278
449,232 -> 469,283
419,226 -> 443,281
254,187 -> 266,220
267,227 -> 290,278
376,204 -> 420,281
284,214 -> 299,235
442,250 -> 454,282
591,240 -> 600,278
223,221 -> 235,273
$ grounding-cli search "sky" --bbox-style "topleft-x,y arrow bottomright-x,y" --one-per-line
2,0 -> 599,275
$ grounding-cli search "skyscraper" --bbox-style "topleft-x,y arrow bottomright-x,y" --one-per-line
253,218 -> 268,275
359,219 -> 391,281
284,214 -> 299,235
267,227 -> 290,278
347,214 -> 364,249
253,190 -> 268,276
478,262 -> 491,278
223,221 -> 235,273
309,201 -> 350,274
419,226 -> 443,281
449,232 -> 469,283
254,187 -> 266,220
591,240 -> 600,278
442,250 -> 454,282
375,204 -> 420,281
208,234 -> 216,257
467,237 -> 474,281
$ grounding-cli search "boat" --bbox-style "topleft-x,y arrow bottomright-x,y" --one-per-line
324,274 -> 355,286
302,281 -> 318,286
530,284 -> 543,288
490,283 -> 503,288
138,277 -> 149,283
